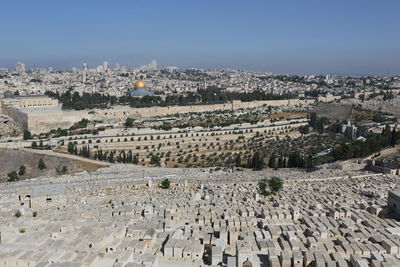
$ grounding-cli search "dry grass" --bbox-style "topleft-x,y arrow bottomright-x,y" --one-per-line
268,111 -> 307,120
76,161 -> 105,172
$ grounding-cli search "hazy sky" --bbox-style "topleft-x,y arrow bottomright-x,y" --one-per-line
1,0 -> 400,75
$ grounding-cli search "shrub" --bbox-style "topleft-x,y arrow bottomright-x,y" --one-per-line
258,179 -> 269,196
31,141 -> 38,148
19,165 -> 26,176
268,176 -> 283,194
160,179 -> 170,189
258,176 -> 283,196
62,166 -> 68,174
7,171 -> 18,182
23,130 -> 32,140
125,117 -> 134,127
150,155 -> 161,166
38,159 -> 46,170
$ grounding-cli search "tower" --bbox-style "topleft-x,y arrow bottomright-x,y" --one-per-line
82,63 -> 88,83
102,61 -> 109,72
16,62 -> 26,74
150,59 -> 157,70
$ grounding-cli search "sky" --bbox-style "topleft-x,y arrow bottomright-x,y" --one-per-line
1,0 -> 400,75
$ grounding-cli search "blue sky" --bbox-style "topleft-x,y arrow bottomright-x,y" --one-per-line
1,0 -> 399,75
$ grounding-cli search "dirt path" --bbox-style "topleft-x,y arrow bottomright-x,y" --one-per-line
19,148 -> 110,168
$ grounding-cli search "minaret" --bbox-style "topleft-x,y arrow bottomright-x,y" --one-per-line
82,63 -> 88,83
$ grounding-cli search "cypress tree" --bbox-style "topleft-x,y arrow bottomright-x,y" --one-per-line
391,127 -> 398,147
251,152 -> 264,170
382,125 -> 392,147
235,154 -> 241,167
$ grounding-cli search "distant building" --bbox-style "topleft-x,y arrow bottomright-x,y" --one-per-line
1,94 -> 59,109
126,80 -> 154,97
16,62 -> 25,74
369,159 -> 400,175
102,61 -> 109,72
317,93 -> 341,102
164,66 -> 179,72
342,120 -> 358,140
139,59 -> 157,71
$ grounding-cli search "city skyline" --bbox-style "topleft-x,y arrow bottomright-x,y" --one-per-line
1,0 -> 400,75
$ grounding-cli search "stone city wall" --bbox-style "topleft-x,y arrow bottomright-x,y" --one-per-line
26,110 -> 91,134
2,99 -> 315,134
1,105 -> 29,130
94,99 -> 316,120
2,104 -> 90,134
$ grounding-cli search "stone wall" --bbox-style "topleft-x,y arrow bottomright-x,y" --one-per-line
26,110 -> 90,134
2,105 -> 90,134
2,99 -> 315,134
1,105 -> 29,130
94,99 -> 316,120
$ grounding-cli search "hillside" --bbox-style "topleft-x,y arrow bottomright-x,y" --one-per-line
0,148 -> 104,182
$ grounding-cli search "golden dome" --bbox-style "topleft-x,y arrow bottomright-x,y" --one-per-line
134,80 -> 147,89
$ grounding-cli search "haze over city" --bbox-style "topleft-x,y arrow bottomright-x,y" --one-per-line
1,0 -> 400,75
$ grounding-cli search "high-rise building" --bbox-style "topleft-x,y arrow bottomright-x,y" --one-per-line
150,59 -> 157,70
139,59 -> 157,71
82,63 -> 88,83
96,65 -> 103,73
16,62 -> 26,74
165,66 -> 179,72
102,61 -> 109,72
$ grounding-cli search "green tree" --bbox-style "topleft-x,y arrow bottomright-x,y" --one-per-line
19,165 -> 26,176
258,178 -> 269,196
15,210 -> 22,218
23,130 -> 32,140
150,155 -> 161,166
61,166 -> 68,174
67,142 -> 75,153
382,124 -> 392,147
391,127 -> 399,147
235,154 -> 242,167
31,141 -> 38,148
125,117 -> 134,127
268,176 -> 283,194
7,171 -> 18,182
309,112 -> 317,128
251,152 -> 264,170
160,179 -> 170,189
305,154 -> 314,170
38,159 -> 46,170
299,125 -> 310,135
268,154 -> 276,169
